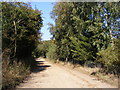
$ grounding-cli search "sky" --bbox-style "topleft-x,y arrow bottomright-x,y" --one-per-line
30,2 -> 55,41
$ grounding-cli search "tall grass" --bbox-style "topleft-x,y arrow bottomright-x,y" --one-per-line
2,59 -> 31,90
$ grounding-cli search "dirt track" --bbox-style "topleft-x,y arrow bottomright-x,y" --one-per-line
16,58 -> 117,88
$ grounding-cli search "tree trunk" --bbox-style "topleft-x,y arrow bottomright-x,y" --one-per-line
13,21 -> 17,57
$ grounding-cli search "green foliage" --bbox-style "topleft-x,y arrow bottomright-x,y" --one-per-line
50,2 -> 120,73
2,2 -> 43,89
33,40 -> 53,58
2,2 -> 43,60
51,2 -> 99,63
46,40 -> 57,60
97,39 -> 120,74
34,40 -> 58,60
70,37 -> 93,62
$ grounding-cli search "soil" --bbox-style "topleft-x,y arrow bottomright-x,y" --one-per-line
16,58 -> 117,88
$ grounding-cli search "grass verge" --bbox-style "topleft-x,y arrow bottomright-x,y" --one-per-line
2,59 -> 32,90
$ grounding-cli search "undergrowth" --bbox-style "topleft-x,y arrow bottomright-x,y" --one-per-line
2,59 -> 31,90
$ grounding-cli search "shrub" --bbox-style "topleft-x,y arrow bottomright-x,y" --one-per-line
46,42 -> 57,60
97,40 -> 119,74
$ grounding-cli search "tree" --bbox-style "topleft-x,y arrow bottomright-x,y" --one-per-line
2,2 -> 43,62
50,2 -> 120,68
2,2 -> 43,89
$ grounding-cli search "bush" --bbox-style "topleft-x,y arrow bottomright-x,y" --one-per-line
46,42 -> 57,60
97,41 -> 119,74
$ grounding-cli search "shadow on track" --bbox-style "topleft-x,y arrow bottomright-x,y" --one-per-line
32,60 -> 51,73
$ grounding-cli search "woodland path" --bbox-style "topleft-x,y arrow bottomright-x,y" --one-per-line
16,58 -> 117,88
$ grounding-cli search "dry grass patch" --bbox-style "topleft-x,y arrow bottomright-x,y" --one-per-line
2,60 -> 30,90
